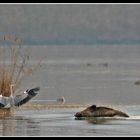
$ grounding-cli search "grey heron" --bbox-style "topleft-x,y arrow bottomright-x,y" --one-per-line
0,87 -> 40,109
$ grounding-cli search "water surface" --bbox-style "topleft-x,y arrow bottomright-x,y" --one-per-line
1,44 -> 140,136
0,105 -> 140,136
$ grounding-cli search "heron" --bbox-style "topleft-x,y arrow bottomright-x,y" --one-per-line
0,84 -> 15,108
0,86 -> 40,109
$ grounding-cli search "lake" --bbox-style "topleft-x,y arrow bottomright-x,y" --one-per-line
0,105 -> 140,136
1,44 -> 140,136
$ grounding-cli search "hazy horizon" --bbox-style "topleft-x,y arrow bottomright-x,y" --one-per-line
0,4 -> 140,45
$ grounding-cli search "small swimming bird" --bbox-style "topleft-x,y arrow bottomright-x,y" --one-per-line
0,87 -> 40,109
57,96 -> 66,104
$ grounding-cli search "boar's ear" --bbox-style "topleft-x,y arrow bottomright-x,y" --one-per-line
90,105 -> 96,110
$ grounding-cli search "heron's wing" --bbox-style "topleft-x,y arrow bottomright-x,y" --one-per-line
28,87 -> 40,96
14,93 -> 31,107
14,87 -> 40,107
31,87 -> 40,92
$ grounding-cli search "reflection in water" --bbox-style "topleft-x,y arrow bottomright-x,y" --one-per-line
0,108 -> 12,119
2,118 -> 16,136
86,117 -> 112,125
0,109 -> 15,136
75,117 -> 114,125
19,118 -> 40,136
0,107 -> 138,136
0,109 -> 41,136
16,116 -> 41,136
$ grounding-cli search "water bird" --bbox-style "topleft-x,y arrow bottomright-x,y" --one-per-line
57,96 -> 66,104
86,63 -> 92,67
0,87 -> 40,108
134,80 -> 140,85
99,63 -> 109,68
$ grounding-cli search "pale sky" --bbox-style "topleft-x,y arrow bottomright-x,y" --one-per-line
0,4 -> 140,44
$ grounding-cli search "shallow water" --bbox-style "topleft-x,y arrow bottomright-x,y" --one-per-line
1,44 -> 140,136
1,44 -> 140,105
21,44 -> 140,105
0,105 -> 140,136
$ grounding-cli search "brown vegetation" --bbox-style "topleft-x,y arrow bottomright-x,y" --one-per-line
0,35 -> 41,97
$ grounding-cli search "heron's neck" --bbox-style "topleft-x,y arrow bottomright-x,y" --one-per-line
10,85 -> 14,97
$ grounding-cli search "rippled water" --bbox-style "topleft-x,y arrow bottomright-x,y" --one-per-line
0,105 -> 140,136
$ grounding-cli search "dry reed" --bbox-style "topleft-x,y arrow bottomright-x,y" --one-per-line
0,35 -> 41,97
